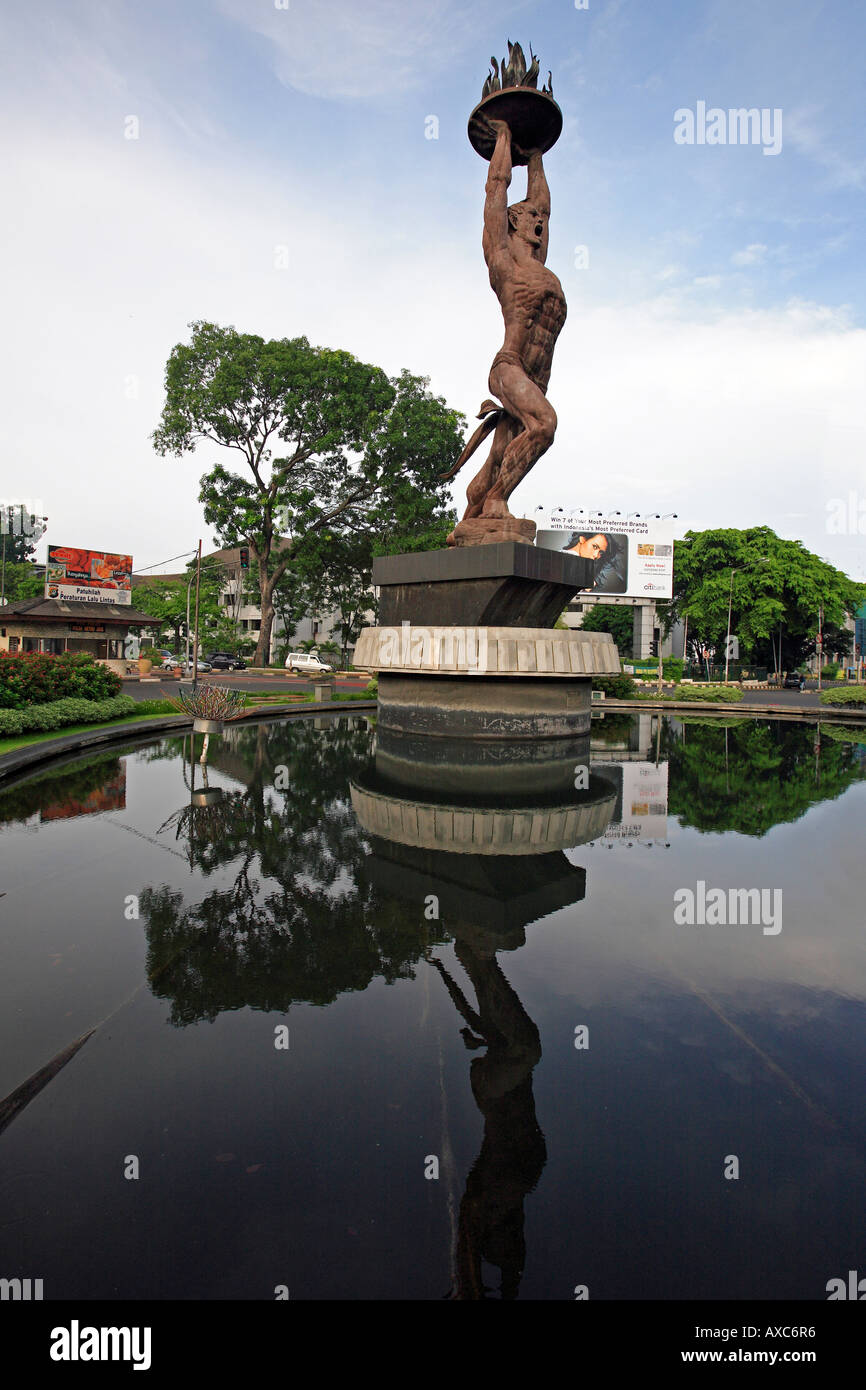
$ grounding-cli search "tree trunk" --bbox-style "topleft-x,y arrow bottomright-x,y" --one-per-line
255,571 -> 276,668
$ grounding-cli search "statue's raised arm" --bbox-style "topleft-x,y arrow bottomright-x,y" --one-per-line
482,121 -> 513,264
525,150 -> 550,263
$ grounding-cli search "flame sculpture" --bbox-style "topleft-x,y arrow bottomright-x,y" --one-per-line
481,41 -> 552,99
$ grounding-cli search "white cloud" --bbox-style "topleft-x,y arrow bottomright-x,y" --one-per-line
731,242 -> 768,266
785,106 -> 866,191
215,0 -> 499,101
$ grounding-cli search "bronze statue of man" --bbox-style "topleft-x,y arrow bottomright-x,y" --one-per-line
447,119 -> 567,546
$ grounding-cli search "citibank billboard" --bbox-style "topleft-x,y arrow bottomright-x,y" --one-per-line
535,512 -> 674,599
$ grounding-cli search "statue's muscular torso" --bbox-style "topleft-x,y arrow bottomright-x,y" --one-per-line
489,250 -> 567,393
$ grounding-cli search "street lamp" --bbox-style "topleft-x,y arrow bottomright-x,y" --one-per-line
725,557 -> 769,685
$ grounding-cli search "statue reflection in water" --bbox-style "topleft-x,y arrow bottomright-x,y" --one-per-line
429,935 -> 545,1299
352,725 -> 616,1298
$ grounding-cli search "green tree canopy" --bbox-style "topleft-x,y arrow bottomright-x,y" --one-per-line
134,558 -> 228,654
672,526 -> 865,669
579,602 -> 633,655
152,322 -> 464,666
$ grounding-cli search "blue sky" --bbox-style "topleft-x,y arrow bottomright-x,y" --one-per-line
2,0 -> 864,578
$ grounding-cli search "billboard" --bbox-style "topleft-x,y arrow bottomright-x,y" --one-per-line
45,546 -> 132,606
535,511 -> 674,599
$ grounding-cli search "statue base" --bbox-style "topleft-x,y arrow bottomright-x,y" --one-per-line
358,545 -> 620,743
447,515 -> 536,547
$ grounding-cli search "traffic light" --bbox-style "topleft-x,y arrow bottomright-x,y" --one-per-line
239,546 -> 250,570
649,639 -> 658,658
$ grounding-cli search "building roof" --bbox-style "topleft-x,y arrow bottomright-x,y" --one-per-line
132,572 -> 185,587
204,538 -> 295,568
0,597 -> 154,625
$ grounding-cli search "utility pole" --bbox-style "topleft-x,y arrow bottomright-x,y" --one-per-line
817,604 -> 823,692
192,540 -> 202,690
724,568 -> 736,685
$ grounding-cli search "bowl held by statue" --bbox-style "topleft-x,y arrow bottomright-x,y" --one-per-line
468,88 -> 563,165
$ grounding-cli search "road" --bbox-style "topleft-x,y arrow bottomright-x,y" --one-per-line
123,671 -> 853,715
124,671 -> 371,701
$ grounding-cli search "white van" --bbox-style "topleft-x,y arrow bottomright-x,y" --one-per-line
285,652 -> 334,674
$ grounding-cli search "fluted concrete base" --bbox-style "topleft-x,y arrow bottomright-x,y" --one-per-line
355,624 -> 619,740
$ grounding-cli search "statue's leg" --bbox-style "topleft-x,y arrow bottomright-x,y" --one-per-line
462,413 -> 519,519
481,365 -> 556,518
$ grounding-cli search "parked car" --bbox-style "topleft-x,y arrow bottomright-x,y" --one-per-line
206,652 -> 247,671
284,652 -> 334,675
179,658 -> 212,674
783,672 -> 807,691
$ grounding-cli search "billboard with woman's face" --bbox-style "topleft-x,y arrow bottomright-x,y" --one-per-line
535,513 -> 674,599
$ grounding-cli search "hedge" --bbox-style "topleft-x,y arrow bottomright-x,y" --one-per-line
0,651 -> 122,708
0,694 -> 138,736
819,686 -> 866,706
672,683 -> 744,703
591,674 -> 637,699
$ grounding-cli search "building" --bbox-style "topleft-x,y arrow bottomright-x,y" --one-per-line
855,603 -> 866,666
133,543 -> 369,666
561,594 -> 673,659
0,596 -> 153,672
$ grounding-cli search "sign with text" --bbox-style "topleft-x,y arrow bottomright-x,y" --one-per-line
46,546 -> 132,606
535,512 -> 674,599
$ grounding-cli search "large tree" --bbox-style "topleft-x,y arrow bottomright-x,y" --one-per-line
271,507 -> 456,668
152,322 -> 464,666
579,602 -> 633,656
671,526 -> 865,670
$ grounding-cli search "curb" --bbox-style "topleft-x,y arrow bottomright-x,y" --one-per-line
599,699 -> 866,722
0,700 -> 377,786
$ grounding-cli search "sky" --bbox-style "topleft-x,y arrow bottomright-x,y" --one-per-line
2,0 -> 865,579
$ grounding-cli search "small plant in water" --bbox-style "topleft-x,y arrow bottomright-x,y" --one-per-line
172,683 -> 247,764
174,683 -> 246,721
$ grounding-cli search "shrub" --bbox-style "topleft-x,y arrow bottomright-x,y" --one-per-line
591,674 -> 637,699
0,709 -> 25,735
0,651 -> 122,707
662,657 -> 684,682
820,663 -> 840,679
0,694 -> 138,737
673,683 -> 743,703
819,685 -> 866,706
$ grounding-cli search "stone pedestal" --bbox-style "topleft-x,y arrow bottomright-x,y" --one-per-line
357,545 -> 620,741
372,542 -> 598,628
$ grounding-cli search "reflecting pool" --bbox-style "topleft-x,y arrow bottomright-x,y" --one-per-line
1,712 -> 865,1299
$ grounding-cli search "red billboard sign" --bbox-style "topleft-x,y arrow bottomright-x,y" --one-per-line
46,546 -> 132,606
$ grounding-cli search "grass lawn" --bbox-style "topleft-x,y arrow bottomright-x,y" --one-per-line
0,710 -> 179,755
0,689 -> 374,757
